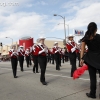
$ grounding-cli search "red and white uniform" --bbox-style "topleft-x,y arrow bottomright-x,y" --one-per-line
76,44 -> 81,53
25,49 -> 30,57
9,49 -> 18,58
58,47 -> 63,55
27,47 -> 32,55
36,43 -> 51,56
18,48 -> 25,56
32,44 -> 39,56
61,49 -> 65,55
66,40 -> 77,53
52,46 -> 60,54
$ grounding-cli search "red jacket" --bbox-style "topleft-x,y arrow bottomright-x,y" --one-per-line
9,49 -> 18,58
52,46 -> 60,54
25,50 -> 30,57
32,45 -> 39,56
18,49 -> 25,56
66,41 -> 76,53
35,43 -> 51,56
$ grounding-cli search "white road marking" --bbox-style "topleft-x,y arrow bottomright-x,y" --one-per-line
0,67 -> 92,81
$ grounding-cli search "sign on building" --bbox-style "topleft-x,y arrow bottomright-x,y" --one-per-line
73,29 -> 84,43
74,29 -> 84,36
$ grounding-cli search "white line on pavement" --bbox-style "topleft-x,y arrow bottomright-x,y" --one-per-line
0,67 -> 91,81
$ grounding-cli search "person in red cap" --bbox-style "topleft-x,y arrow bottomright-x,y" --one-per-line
80,22 -> 100,99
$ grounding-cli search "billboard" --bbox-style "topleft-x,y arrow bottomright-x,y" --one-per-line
73,29 -> 84,43
74,29 -> 84,36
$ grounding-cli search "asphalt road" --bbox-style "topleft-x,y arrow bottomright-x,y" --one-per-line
0,60 -> 99,100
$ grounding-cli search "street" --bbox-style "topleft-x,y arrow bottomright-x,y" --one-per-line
0,61 -> 99,100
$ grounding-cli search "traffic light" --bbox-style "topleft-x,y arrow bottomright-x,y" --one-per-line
0,42 -> 2,46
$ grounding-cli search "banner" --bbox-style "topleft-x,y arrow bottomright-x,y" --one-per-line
74,29 -> 84,36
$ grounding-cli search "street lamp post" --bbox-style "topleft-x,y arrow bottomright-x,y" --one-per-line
54,14 -> 66,44
5,37 -> 13,46
58,23 -> 69,36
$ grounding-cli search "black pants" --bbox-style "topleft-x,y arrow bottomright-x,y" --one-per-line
68,52 -> 77,77
18,56 -> 24,71
26,56 -> 30,67
29,55 -> 32,65
33,55 -> 38,72
38,56 -> 47,82
65,55 -> 68,62
62,55 -> 65,63
87,64 -> 100,96
59,54 -> 61,66
47,55 -> 51,63
76,53 -> 80,67
54,53 -> 60,70
51,54 -> 54,64
11,58 -> 18,77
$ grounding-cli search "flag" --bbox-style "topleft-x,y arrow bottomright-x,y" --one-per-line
73,64 -> 88,79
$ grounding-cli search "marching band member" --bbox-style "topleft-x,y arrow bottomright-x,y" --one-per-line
32,43 -> 39,73
52,42 -> 60,70
18,45 -> 25,72
25,48 -> 30,67
61,48 -> 65,63
36,36 -> 51,85
51,48 -> 55,64
47,51 -> 52,64
9,45 -> 18,78
64,47 -> 69,62
58,46 -> 62,66
66,34 -> 77,77
28,46 -> 32,66
76,43 -> 81,67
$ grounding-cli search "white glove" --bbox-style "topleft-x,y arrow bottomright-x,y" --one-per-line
34,44 -> 37,46
43,48 -> 47,52
11,52 -> 14,56
33,47 -> 35,50
46,49 -> 48,53
55,49 -> 59,53
74,45 -> 77,49
71,47 -> 76,53
14,52 -> 18,55
39,48 -> 46,54
12,52 -> 15,54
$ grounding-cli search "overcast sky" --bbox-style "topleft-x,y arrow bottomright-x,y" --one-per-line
0,0 -> 100,45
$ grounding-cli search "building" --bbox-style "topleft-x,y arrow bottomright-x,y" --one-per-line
0,39 -> 64,56
44,40 -> 64,48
